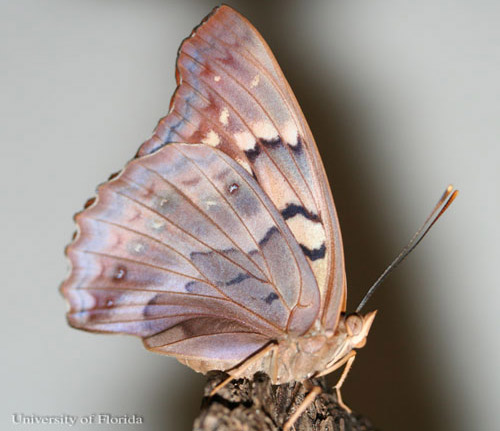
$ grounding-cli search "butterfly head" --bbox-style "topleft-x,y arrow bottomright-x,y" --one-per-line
337,310 -> 377,350
293,310 -> 377,380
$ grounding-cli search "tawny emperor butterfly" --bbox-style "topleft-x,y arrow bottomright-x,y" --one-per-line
61,5 -> 457,428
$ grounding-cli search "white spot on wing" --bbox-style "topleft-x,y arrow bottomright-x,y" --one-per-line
251,74 -> 260,87
219,108 -> 229,126
131,242 -> 145,254
286,216 -> 326,252
151,219 -> 165,231
254,120 -> 278,141
202,130 -> 220,147
283,120 -> 299,147
214,75 -> 221,82
205,199 -> 217,209
234,130 -> 256,151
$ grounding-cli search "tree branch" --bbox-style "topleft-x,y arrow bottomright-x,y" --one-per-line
193,371 -> 375,431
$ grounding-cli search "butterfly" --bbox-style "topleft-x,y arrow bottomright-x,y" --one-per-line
60,5 -> 457,429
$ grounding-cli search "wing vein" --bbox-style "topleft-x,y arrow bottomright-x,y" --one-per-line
179,93 -> 239,145
75,281 -> 283,332
195,30 -> 319,212
209,150 -> 305,312
149,330 -> 263,348
173,145 -> 278,290
181,49 -> 309,212
72,312 -> 252,328
90,216 -> 214,284
116,174 -> 269,283
78,285 -> 224,298
135,163 -> 271,283
78,249 -> 219,286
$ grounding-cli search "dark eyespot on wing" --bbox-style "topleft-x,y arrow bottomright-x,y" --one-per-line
228,183 -> 240,194
260,136 -> 282,149
112,265 -> 127,282
181,175 -> 202,187
281,203 -> 320,222
259,226 -> 279,246
300,243 -> 326,261
244,143 -> 261,163
189,246 -> 236,260
289,135 -> 303,155
185,281 -> 196,292
225,272 -> 251,286
184,280 -> 221,296
264,292 -> 279,305
144,294 -> 160,318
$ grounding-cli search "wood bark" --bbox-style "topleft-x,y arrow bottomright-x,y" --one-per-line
193,371 -> 376,431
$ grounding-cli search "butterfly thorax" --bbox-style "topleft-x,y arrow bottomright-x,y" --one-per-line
230,311 -> 377,384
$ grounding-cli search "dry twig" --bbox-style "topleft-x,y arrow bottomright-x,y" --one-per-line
194,371 -> 376,431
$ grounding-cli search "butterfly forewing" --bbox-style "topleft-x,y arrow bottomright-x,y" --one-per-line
139,6 -> 346,329
62,5 -> 347,369
62,143 -> 320,363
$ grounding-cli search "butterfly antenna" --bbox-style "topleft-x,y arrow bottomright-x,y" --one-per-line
356,185 -> 459,313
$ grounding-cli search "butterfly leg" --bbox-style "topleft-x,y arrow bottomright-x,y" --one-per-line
209,341 -> 278,396
316,350 -> 357,412
333,352 -> 357,412
271,342 -> 279,383
283,382 -> 322,431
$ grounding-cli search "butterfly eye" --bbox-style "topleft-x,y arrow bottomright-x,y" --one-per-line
228,183 -> 240,194
345,314 -> 363,337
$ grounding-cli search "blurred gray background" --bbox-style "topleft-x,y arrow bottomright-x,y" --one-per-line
2,1 -> 499,430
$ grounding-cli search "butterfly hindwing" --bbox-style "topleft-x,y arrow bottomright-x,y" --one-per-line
62,143 -> 320,363
144,317 -> 271,372
139,5 -> 346,329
